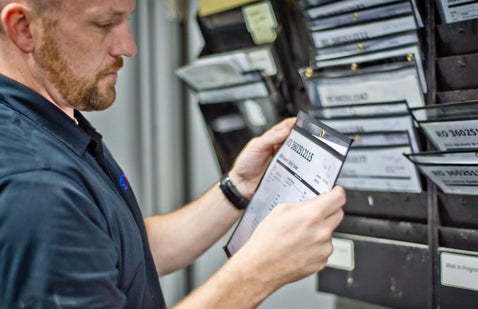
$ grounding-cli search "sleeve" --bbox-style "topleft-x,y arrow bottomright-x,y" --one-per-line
0,170 -> 127,308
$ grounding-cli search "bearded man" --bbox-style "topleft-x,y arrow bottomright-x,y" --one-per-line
0,0 -> 345,308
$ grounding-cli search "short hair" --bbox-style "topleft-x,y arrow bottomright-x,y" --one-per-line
0,0 -> 61,34
27,0 -> 62,15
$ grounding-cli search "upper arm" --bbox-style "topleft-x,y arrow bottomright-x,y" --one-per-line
0,170 -> 126,308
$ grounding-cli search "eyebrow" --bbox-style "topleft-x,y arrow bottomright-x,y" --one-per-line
86,7 -> 136,20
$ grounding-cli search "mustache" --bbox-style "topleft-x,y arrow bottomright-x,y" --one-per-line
99,57 -> 124,76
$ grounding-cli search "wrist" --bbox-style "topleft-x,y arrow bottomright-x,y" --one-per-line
228,249 -> 281,302
219,173 -> 249,210
227,170 -> 253,199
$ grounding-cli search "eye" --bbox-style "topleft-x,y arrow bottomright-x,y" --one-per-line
97,22 -> 114,30
93,15 -> 125,31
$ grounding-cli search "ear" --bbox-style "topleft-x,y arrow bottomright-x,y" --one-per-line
1,3 -> 34,52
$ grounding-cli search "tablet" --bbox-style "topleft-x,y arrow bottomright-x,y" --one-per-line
225,111 -> 353,256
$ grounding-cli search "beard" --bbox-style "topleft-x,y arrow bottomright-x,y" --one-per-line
37,19 -> 123,111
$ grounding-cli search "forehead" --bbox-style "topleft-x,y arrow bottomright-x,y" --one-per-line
58,0 -> 136,18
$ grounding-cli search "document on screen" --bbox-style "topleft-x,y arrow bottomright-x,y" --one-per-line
225,111 -> 353,256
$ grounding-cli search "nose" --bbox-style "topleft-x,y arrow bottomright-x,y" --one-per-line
111,21 -> 138,58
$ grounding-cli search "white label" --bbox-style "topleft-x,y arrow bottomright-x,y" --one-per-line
312,16 -> 417,49
441,252 -> 478,291
418,165 -> 478,196
198,81 -> 268,104
306,0 -> 398,19
338,146 -> 422,193
327,238 -> 355,271
316,32 -> 419,62
242,1 -> 277,45
316,71 -> 425,109
243,99 -> 267,127
438,0 -> 478,24
247,48 -> 277,76
421,119 -> 478,151
322,115 -> 420,152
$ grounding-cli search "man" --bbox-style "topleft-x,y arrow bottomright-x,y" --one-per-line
0,0 -> 345,308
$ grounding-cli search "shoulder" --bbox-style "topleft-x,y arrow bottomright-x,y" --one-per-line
0,169 -> 107,231
0,105 -> 49,176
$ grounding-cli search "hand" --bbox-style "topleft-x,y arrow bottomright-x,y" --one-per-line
229,117 -> 296,199
234,186 -> 346,289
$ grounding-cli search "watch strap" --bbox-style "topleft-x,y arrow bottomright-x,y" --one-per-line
219,174 -> 249,210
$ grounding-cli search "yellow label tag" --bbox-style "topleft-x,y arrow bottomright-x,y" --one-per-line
198,0 -> 256,17
242,1 -> 277,45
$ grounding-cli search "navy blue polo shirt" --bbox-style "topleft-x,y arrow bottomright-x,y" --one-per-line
0,74 -> 166,308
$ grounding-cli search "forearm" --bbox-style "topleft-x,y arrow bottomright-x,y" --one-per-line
172,252 -> 278,309
144,183 -> 242,276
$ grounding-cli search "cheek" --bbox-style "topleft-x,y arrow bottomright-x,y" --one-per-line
61,38 -> 108,77
69,52 -> 107,79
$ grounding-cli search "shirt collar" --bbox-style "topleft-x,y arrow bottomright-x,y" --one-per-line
0,73 -> 96,157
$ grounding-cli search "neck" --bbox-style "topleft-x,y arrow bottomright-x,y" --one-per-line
48,96 -> 77,123
0,53 -> 76,121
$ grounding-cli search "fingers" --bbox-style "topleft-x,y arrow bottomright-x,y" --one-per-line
270,117 -> 295,132
237,186 -> 346,287
299,186 -> 346,219
321,186 -> 347,218
321,207 -> 344,234
250,117 -> 296,151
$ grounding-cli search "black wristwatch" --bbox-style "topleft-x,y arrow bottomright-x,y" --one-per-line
219,174 -> 249,210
